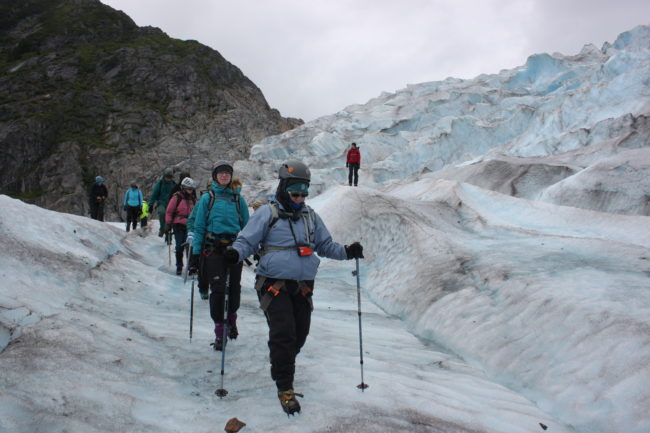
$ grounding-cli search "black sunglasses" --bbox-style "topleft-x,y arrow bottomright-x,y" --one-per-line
289,192 -> 308,198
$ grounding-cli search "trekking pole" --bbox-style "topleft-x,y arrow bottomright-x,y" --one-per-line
215,267 -> 230,398
354,257 -> 369,390
189,274 -> 195,342
183,242 -> 191,284
185,242 -> 194,342
167,232 -> 171,267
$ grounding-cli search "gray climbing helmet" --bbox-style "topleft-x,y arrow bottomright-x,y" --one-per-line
212,160 -> 233,179
278,161 -> 311,182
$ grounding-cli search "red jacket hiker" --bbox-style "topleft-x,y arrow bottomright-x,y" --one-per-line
165,191 -> 196,226
346,143 -> 361,186
346,147 -> 361,165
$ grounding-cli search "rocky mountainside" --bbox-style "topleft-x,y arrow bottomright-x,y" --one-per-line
0,0 -> 302,219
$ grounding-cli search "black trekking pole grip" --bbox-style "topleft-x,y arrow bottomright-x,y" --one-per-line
355,257 -> 369,390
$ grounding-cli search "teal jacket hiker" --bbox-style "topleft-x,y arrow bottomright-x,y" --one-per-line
192,181 -> 249,255
123,188 -> 143,208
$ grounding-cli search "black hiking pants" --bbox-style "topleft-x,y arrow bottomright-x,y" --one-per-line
125,205 -> 141,231
172,223 -> 187,267
90,200 -> 105,221
348,163 -> 359,186
256,277 -> 314,391
201,250 -> 243,327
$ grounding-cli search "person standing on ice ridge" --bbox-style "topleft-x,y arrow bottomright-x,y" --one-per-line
346,142 -> 361,186
188,161 -> 249,350
222,160 -> 364,415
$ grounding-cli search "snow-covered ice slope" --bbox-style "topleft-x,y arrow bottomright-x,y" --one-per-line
0,195 -> 581,433
237,25 -> 650,216
314,183 -> 650,433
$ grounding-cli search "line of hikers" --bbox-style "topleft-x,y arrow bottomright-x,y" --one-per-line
90,155 -> 365,415
88,176 -> 150,231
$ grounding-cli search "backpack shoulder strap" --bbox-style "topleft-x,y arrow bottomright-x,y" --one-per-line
206,190 -> 216,213
167,193 -> 180,219
268,202 -> 280,228
302,205 -> 317,242
233,193 -> 243,229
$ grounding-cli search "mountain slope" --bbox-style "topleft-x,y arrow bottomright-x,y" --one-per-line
0,0 -> 301,218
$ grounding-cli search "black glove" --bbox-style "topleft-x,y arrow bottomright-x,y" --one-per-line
346,162 -> 349,168
345,242 -> 364,259
223,247 -> 240,265
188,254 -> 200,275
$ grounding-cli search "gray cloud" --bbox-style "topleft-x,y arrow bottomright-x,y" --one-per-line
101,0 -> 649,121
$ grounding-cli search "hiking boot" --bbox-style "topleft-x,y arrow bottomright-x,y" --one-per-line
213,322 -> 227,349
211,337 -> 225,351
228,322 -> 238,339
175,266 -> 182,275
278,389 -> 303,415
228,313 -> 238,340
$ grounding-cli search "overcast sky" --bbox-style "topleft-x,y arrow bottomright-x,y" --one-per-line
100,0 -> 649,121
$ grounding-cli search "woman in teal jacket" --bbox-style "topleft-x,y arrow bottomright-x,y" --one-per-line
189,161 -> 249,350
123,181 -> 143,232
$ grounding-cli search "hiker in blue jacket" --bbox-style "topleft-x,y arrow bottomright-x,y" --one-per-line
123,181 -> 143,232
222,160 -> 364,415
188,161 -> 249,350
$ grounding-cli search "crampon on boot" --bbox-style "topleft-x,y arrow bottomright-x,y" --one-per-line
211,322 -> 226,351
277,389 -> 303,415
211,336 -> 225,351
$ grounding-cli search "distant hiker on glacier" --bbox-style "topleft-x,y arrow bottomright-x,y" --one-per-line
89,176 -> 108,221
222,160 -> 364,415
188,161 -> 249,350
346,142 -> 361,186
165,177 -> 197,275
149,168 -> 176,237
123,181 -> 143,232
139,200 -> 149,229
168,170 -> 197,201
